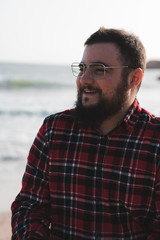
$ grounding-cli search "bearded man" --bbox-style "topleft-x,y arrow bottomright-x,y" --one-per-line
11,27 -> 160,239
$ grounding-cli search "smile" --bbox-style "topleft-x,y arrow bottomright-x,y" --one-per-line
83,89 -> 97,94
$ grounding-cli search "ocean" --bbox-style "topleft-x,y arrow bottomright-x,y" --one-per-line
0,62 -> 160,212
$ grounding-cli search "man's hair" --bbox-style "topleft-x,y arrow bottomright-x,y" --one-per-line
84,27 -> 146,72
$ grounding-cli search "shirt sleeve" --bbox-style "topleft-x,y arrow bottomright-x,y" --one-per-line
11,121 -> 51,239
147,158 -> 160,240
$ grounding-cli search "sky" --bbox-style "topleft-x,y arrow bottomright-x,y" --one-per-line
0,0 -> 160,65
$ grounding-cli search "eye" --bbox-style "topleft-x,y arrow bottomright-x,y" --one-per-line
92,65 -> 104,76
79,64 -> 85,74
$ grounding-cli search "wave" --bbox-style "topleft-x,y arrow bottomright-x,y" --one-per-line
0,109 -> 52,116
0,78 -> 73,89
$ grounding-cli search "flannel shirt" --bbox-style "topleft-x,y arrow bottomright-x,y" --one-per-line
11,99 -> 160,240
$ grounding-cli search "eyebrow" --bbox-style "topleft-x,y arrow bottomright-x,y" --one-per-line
80,61 -> 110,66
94,61 -> 110,67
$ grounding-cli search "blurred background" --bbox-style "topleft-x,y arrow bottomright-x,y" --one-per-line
1,0 -> 160,238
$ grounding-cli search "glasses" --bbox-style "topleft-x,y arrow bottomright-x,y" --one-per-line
71,62 -> 135,79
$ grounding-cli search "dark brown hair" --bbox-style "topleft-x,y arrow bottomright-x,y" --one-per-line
85,27 -> 146,72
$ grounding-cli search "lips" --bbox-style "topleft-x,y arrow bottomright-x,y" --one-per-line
80,86 -> 101,95
83,89 -> 97,94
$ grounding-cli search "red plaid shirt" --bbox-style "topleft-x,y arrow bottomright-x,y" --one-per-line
11,99 -> 160,239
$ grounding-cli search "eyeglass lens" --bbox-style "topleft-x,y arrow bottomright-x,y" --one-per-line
72,63 -> 105,78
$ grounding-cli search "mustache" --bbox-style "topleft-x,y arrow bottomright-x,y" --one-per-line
79,85 -> 102,94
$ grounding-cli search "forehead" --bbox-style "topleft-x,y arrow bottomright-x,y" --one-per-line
82,43 -> 122,64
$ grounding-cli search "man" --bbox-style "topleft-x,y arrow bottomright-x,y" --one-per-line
11,28 -> 160,239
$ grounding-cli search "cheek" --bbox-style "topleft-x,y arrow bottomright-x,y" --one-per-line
101,84 -> 117,98
99,77 -> 122,94
97,81 -> 110,93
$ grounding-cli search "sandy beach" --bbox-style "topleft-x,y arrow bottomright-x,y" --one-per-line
0,212 -> 12,240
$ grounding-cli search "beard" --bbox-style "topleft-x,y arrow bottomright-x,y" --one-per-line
73,80 -> 128,129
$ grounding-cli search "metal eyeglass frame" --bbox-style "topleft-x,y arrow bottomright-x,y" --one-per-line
71,62 -> 135,78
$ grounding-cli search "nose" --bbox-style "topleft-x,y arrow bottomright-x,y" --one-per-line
78,67 -> 94,85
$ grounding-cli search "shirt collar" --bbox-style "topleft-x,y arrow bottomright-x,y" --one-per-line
122,98 -> 141,131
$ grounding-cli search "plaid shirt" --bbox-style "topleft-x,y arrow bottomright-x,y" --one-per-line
11,99 -> 160,240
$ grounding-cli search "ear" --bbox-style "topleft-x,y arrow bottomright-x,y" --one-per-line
128,68 -> 143,89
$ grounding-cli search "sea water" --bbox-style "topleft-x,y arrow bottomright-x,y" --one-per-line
0,62 -> 160,212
